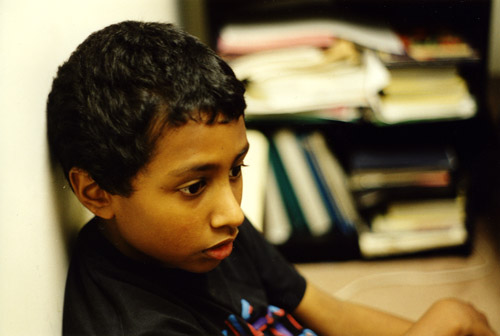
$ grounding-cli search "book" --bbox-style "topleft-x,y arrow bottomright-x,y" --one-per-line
300,131 -> 362,234
268,137 -> 310,236
349,146 -> 456,191
350,146 -> 456,171
376,28 -> 480,67
272,129 -> 332,236
300,134 -> 344,233
358,196 -> 467,258
241,130 -> 269,232
400,30 -> 478,62
264,162 -> 293,245
350,169 -> 451,191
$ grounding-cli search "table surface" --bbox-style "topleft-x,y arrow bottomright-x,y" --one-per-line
296,216 -> 500,332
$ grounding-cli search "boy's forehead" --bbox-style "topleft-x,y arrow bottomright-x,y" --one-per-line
134,116 -> 247,182
154,115 -> 247,160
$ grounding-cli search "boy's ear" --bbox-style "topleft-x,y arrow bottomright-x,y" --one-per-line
68,167 -> 115,219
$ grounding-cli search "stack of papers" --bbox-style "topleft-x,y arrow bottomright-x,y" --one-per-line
229,43 -> 390,116
217,18 -> 401,117
218,18 -> 405,56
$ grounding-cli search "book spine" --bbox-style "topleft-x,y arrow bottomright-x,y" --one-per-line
268,138 -> 310,236
273,129 -> 332,236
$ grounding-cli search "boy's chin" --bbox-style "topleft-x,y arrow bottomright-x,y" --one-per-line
176,259 -> 223,274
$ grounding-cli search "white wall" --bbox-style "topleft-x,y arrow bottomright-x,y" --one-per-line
0,1 -> 179,335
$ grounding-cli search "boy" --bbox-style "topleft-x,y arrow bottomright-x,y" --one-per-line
47,21 -> 495,335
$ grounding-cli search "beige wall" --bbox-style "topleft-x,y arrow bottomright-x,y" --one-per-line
0,1 -> 179,335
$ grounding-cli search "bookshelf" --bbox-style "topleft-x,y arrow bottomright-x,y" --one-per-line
180,0 -> 497,261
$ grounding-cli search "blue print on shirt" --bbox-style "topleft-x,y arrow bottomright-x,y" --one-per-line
222,299 -> 317,336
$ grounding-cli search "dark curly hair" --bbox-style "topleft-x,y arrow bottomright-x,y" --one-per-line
47,21 -> 246,196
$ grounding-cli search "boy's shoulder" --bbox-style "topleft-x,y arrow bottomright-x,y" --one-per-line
62,218 -> 264,334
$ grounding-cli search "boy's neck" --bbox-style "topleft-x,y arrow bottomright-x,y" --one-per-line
97,217 -> 161,266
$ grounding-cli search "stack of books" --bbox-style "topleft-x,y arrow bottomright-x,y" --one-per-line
348,146 -> 468,258
372,29 -> 479,125
358,197 -> 467,258
371,67 -> 477,124
349,146 -> 457,205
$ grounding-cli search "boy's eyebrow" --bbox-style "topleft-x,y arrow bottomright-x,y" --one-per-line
234,142 -> 250,163
169,142 -> 250,177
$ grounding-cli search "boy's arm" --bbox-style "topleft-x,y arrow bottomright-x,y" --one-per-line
293,282 -> 496,336
293,282 -> 412,336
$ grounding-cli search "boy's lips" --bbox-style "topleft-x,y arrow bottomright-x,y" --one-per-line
204,239 -> 235,261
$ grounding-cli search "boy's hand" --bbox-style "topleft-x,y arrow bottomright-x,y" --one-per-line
404,298 -> 497,336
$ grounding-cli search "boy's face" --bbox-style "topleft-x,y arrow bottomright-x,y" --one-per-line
104,115 -> 249,273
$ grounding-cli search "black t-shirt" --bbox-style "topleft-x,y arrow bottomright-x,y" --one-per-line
63,217 -> 312,335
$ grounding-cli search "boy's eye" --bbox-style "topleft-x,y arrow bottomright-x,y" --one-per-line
179,180 -> 206,196
229,164 -> 246,178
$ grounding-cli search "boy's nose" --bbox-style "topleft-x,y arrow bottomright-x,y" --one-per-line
210,185 -> 245,230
